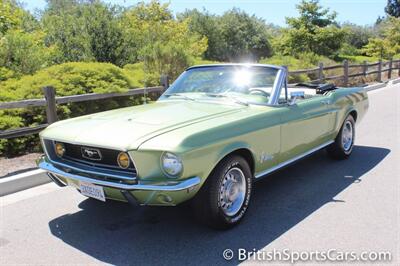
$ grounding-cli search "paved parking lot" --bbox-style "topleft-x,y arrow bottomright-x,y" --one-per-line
1,84 -> 398,265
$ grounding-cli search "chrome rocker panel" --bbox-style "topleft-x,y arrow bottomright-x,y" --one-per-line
37,155 -> 201,192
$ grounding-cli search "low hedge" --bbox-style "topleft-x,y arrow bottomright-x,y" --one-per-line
0,62 -> 150,157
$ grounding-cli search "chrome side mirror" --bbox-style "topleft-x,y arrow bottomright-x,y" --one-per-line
289,91 -> 305,105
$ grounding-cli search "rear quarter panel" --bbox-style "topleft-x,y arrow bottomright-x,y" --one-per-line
328,87 -> 369,134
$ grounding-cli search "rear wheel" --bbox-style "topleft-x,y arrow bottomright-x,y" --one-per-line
193,155 -> 252,229
327,114 -> 355,159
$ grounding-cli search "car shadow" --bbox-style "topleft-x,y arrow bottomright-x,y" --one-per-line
48,145 -> 390,265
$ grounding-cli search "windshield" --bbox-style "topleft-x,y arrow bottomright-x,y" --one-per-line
160,65 -> 280,105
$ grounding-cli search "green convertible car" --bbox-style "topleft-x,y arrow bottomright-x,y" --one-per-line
38,64 -> 369,228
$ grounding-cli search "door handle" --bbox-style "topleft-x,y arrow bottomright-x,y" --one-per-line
321,100 -> 330,105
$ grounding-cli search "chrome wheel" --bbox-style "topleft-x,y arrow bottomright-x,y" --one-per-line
342,120 -> 353,151
219,167 -> 246,216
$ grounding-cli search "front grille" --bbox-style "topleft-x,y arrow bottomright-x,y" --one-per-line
43,139 -> 137,181
62,142 -> 135,171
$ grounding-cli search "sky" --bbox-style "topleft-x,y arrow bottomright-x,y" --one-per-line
22,0 -> 387,26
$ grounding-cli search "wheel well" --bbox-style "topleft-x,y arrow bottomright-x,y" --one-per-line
349,110 -> 357,122
228,148 -> 255,175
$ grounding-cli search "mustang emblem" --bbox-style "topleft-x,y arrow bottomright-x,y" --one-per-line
81,147 -> 102,161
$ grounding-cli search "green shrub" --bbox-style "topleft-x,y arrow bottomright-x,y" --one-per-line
0,62 -> 149,157
123,62 -> 146,87
0,66 -> 15,81
1,62 -> 136,101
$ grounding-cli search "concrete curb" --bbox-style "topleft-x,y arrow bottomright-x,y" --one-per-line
389,77 -> 400,85
364,78 -> 400,92
0,169 -> 49,196
364,82 -> 388,92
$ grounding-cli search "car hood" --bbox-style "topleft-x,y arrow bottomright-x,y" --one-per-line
40,100 -> 245,150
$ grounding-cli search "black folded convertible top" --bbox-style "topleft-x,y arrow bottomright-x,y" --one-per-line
295,83 -> 337,93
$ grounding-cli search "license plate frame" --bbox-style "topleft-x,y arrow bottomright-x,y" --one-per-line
79,182 -> 106,202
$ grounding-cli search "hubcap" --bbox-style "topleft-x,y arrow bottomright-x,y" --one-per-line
342,120 -> 353,151
219,167 -> 246,216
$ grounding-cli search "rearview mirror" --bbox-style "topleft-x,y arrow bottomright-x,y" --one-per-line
289,91 -> 305,105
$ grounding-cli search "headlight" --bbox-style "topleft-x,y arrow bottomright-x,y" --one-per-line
117,152 -> 130,169
54,142 -> 65,157
161,152 -> 183,177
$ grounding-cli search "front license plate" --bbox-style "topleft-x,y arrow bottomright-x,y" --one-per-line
79,182 -> 106,202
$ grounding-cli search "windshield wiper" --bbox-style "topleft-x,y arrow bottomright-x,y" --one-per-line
163,93 -> 195,101
205,93 -> 249,106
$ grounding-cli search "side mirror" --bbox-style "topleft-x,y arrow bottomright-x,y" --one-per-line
289,91 -> 305,105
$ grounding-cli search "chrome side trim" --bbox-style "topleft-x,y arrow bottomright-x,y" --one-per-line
255,140 -> 334,179
38,156 -> 201,191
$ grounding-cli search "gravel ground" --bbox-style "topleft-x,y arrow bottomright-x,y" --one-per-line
0,153 -> 42,178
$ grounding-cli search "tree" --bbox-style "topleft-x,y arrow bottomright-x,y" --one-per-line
178,9 -> 226,61
363,17 -> 400,58
276,0 -> 345,57
342,23 -> 375,49
363,38 -> 394,58
219,9 -> 272,61
81,3 -> 123,64
122,1 -> 207,85
385,0 -> 400,17
181,8 -> 272,62
42,2 -> 93,62
42,0 -> 124,65
0,0 -> 23,36
0,30 -> 54,75
286,0 -> 337,30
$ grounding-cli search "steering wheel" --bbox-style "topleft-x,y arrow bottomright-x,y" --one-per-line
248,88 -> 270,98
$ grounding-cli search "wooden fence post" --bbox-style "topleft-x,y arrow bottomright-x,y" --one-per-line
397,60 -> 400,77
363,61 -> 368,77
388,58 -> 393,80
42,86 -> 58,124
318,62 -> 324,83
160,75 -> 169,91
377,59 -> 382,82
343,60 -> 349,87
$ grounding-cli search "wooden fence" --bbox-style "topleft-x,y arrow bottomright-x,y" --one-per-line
0,82 -> 167,139
289,59 -> 400,86
0,59 -> 399,140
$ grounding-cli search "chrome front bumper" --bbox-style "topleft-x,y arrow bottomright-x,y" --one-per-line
37,155 -> 201,193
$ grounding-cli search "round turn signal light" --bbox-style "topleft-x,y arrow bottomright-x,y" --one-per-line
117,152 -> 130,169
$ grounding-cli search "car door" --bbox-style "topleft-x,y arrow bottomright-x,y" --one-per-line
278,95 -> 335,163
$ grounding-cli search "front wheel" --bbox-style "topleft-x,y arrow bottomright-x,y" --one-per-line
193,155 -> 253,229
327,114 -> 355,160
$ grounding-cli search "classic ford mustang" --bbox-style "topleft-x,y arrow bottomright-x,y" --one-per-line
38,64 -> 368,228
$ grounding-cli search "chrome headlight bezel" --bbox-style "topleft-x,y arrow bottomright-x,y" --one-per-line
160,152 -> 183,178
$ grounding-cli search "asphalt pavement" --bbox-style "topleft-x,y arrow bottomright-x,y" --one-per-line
0,84 -> 399,265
